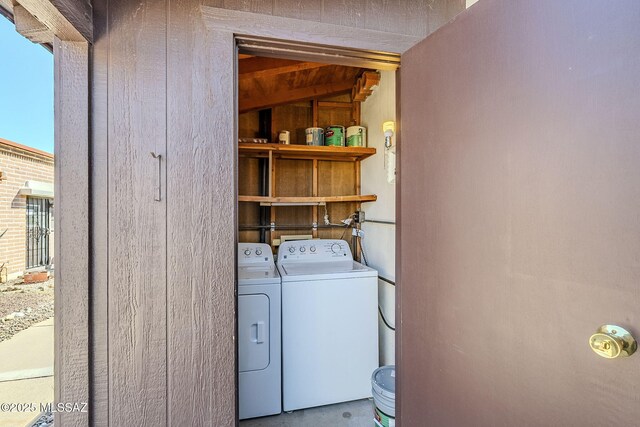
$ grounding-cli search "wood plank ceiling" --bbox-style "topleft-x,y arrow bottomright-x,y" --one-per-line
239,55 -> 368,113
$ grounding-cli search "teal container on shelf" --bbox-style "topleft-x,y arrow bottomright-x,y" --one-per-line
325,125 -> 345,147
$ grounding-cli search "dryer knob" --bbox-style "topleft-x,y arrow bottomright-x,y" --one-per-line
331,243 -> 342,254
255,249 -> 262,256
289,246 -> 296,253
244,249 -> 251,256
310,246 -> 316,253
300,246 -> 306,253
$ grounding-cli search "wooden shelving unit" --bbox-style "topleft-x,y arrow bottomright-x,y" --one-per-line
239,144 -> 377,207
239,195 -> 377,204
238,93 -> 376,253
239,143 -> 376,162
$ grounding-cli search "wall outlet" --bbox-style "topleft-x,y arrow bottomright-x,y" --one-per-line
354,210 -> 365,224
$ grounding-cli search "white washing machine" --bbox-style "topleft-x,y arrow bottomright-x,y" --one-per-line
238,243 -> 281,420
277,239 -> 379,412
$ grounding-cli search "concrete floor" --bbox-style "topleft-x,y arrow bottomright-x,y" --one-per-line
0,318 -> 54,427
240,399 -> 374,427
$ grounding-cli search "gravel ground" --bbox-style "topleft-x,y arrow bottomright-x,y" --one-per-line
0,278 -> 54,342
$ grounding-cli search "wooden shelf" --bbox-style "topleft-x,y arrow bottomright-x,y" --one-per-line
238,94 -> 374,253
239,195 -> 377,204
239,143 -> 376,161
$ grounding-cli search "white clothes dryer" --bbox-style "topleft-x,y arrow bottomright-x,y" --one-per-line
238,243 -> 281,420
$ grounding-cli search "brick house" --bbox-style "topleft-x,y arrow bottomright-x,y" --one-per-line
0,137 -> 54,281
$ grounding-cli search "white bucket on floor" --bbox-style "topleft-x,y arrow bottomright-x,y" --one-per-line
372,365 -> 395,427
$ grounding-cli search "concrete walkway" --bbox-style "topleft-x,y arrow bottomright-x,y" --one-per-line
0,318 -> 54,427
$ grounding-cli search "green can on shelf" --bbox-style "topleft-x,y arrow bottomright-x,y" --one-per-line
325,125 -> 345,147
347,126 -> 367,147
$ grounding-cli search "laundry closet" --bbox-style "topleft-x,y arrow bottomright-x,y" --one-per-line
236,53 -> 397,425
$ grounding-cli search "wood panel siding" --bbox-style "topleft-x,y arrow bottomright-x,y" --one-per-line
89,0 -> 464,424
90,0 -> 109,422
204,0 -> 464,39
201,6 -> 420,54
271,103 -> 313,145
238,110 -> 260,139
54,38 -> 89,427
166,11 -> 236,426
106,0 -> 167,423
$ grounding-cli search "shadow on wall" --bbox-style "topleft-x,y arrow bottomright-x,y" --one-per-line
12,193 -> 25,209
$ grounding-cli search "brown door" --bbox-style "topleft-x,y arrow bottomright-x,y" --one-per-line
398,0 -> 640,425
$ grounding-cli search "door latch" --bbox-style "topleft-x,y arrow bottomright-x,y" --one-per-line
589,325 -> 637,359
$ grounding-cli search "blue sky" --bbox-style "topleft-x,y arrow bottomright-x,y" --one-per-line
0,17 -> 53,153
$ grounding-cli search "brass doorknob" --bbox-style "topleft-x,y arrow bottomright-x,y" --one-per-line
589,325 -> 637,359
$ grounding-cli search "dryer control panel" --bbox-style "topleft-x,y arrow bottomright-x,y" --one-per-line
238,243 -> 274,266
277,239 -> 353,263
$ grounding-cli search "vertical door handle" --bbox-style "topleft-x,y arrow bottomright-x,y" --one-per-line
255,321 -> 265,344
150,152 -> 162,201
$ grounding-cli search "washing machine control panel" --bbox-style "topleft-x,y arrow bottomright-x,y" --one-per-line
277,239 -> 353,263
238,243 -> 274,266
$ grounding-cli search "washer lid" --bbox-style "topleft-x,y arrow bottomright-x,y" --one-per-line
238,265 -> 280,285
278,260 -> 377,282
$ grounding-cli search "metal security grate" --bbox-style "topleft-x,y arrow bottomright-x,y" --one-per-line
26,197 -> 51,269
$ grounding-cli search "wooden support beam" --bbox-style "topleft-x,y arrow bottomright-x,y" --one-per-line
355,160 -> 361,259
312,99 -> 319,127
268,151 -> 273,198
240,81 -> 353,113
352,71 -> 381,102
270,155 -> 276,247
317,101 -> 353,109
312,159 -> 318,238
14,4 -> 54,44
49,0 -> 92,42
355,161 -> 361,196
239,57 -> 332,80
16,0 -> 90,42
352,101 -> 361,126
54,37 -> 90,427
